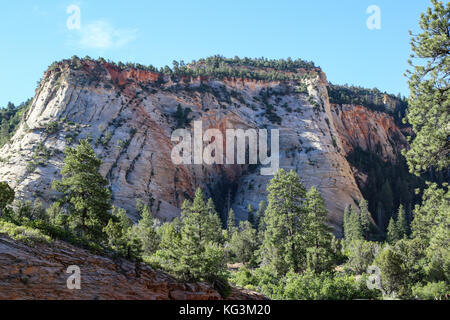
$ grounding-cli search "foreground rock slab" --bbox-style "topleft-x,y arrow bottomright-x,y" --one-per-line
0,235 -> 266,300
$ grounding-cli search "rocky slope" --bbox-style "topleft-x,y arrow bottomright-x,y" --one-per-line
0,233 -> 264,300
0,58 -> 407,234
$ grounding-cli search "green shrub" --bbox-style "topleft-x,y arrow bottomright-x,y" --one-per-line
344,240 -> 380,274
412,281 -> 449,300
44,121 -> 59,134
229,266 -> 282,298
0,220 -> 51,245
278,271 -> 380,300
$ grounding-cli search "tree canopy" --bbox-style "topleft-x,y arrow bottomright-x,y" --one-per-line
404,0 -> 450,174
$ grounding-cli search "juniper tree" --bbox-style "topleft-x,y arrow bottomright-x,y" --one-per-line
52,139 -> 111,241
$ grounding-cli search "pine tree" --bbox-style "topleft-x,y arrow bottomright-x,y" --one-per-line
351,206 -> 363,241
344,205 -> 363,241
0,181 -> 14,217
104,207 -> 134,256
304,187 -> 336,273
359,199 -> 371,240
174,104 -> 192,128
206,198 -> 225,244
387,216 -> 400,244
52,139 -> 111,240
154,188 -> 226,283
180,189 -> 222,244
154,221 -> 182,271
411,182 -> 449,246
31,200 -> 46,221
404,0 -> 450,174
343,205 -> 351,240
403,0 -> 450,283
136,200 -> 160,257
261,169 -> 307,275
175,104 -> 184,128
125,225 -> 144,261
46,202 -> 67,228
227,208 -> 236,235
229,221 -> 259,265
162,198 -> 204,281
396,204 -> 408,239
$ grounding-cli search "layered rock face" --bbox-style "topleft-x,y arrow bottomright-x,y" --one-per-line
331,104 -> 408,162
0,234 -> 265,300
0,59 -> 407,234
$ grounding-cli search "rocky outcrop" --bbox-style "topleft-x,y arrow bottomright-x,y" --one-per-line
0,234 -> 265,300
331,104 -> 408,162
0,58 -> 406,235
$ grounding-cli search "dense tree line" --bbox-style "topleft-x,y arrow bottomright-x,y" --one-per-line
346,146 -> 425,237
169,55 -> 317,82
49,54 -> 317,84
327,84 -> 409,125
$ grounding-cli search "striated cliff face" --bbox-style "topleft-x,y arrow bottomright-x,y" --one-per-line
331,104 -> 408,162
0,59 -> 408,234
0,234 -> 264,300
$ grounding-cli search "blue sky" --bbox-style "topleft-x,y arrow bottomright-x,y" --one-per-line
0,0 -> 430,107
